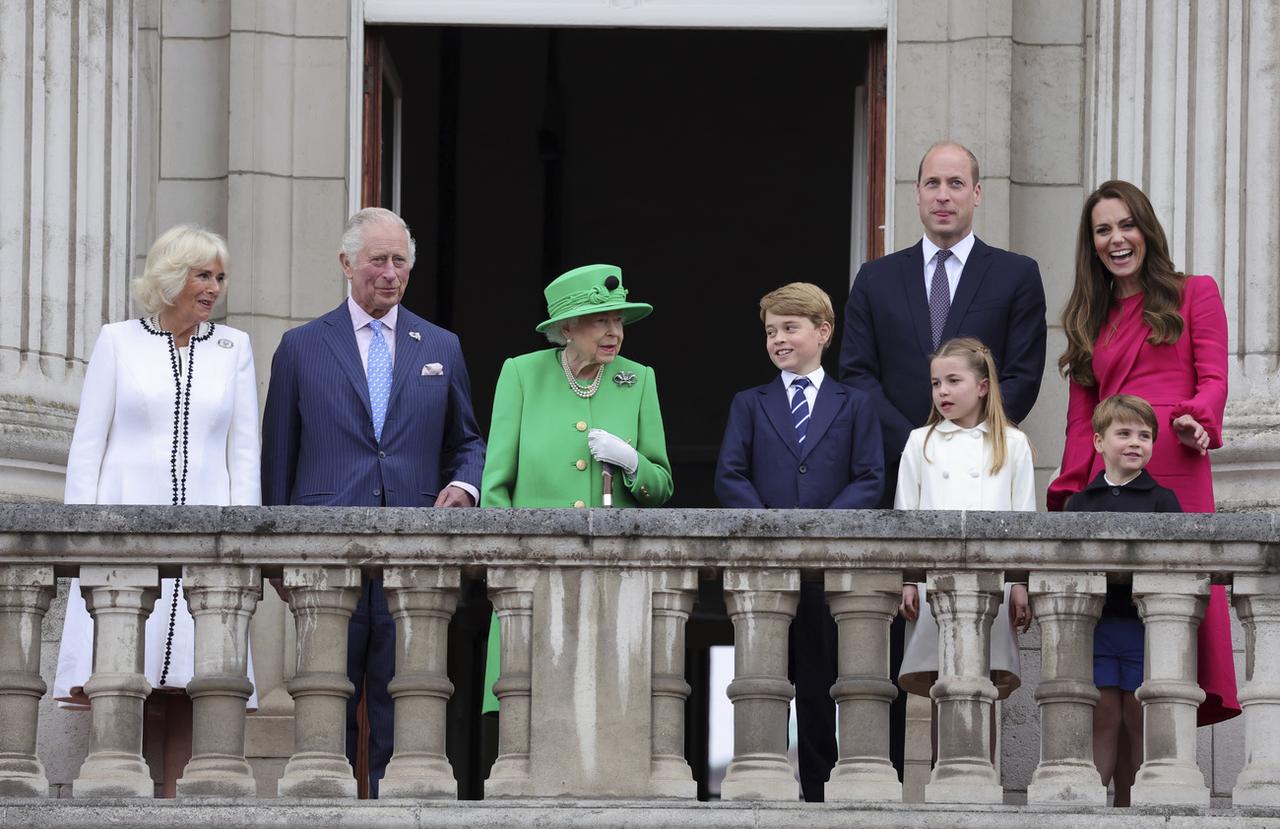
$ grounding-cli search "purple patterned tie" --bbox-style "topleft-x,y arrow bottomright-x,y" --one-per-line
929,249 -> 953,349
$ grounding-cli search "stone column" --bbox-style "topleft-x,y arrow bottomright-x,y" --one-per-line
824,569 -> 902,802
720,569 -> 799,801
176,565 -> 262,797
485,567 -> 536,797
1232,575 -> 1280,806
0,566 -> 55,796
380,565 -> 460,798
0,0 -> 134,501
1129,573 -> 1209,807
1026,571 -> 1106,805
649,569 -> 698,798
72,565 -> 159,798
277,565 -> 361,798
924,571 -> 1003,804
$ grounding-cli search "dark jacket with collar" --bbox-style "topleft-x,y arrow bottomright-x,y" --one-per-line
1066,469 -> 1182,616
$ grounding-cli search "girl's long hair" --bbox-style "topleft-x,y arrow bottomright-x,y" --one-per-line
1059,179 -> 1186,386
924,337 -> 1015,475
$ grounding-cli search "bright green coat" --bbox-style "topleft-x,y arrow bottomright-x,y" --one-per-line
480,348 -> 674,711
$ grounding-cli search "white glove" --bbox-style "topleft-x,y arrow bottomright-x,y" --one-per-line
587,428 -> 639,477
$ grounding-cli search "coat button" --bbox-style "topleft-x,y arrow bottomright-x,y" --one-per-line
373,488 -> 381,497
639,486 -> 648,496
941,471 -> 950,479
1111,487 -> 1121,495
576,459 -> 587,471
799,464 -> 808,474
573,500 -> 585,508
576,421 -> 587,432
969,469 -> 979,478
943,433 -> 953,441
971,431 -> 981,439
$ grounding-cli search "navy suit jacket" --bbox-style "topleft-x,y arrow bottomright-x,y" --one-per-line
714,375 -> 884,509
261,302 -> 485,507
839,237 -> 1046,505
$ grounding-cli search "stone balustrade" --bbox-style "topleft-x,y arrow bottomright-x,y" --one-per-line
0,505 -> 1279,825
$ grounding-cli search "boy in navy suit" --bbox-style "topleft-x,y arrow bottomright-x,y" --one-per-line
715,282 -> 884,801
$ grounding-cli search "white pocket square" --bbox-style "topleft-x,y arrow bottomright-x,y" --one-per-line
422,362 -> 444,376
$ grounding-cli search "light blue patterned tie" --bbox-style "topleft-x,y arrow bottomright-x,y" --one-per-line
791,376 -> 811,446
367,319 -> 391,442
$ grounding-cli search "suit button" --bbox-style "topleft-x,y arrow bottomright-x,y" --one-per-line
1111,487 -> 1121,495
799,464 -> 808,474
573,500 -> 585,508
373,488 -> 381,497
378,451 -> 386,459
576,459 -> 587,471
576,421 -> 587,432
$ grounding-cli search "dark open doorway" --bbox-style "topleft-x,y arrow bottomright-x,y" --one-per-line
368,24 -> 883,508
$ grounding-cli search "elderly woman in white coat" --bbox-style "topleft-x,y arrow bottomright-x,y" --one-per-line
54,225 -> 260,796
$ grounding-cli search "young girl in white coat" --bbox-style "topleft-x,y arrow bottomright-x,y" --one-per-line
896,337 -> 1035,706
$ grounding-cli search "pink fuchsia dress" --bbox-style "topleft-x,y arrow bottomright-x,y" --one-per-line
1048,274 -> 1238,726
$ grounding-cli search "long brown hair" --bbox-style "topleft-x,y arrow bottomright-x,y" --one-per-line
923,337 -> 1017,475
1059,180 -> 1186,386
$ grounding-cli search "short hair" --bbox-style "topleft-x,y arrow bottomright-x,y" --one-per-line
1092,394 -> 1160,441
340,207 -> 416,269
131,225 -> 230,315
759,283 -> 836,350
916,140 -> 981,184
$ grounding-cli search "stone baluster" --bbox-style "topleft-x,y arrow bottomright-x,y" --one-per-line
825,570 -> 903,802
485,567 -> 537,797
1129,573 -> 1209,807
924,571 -> 1003,804
380,565 -> 461,798
176,565 -> 262,797
0,566 -> 55,796
1026,571 -> 1106,805
720,569 -> 799,801
1233,575 -> 1280,806
73,565 -> 160,798
649,569 -> 698,798
277,566 -> 361,798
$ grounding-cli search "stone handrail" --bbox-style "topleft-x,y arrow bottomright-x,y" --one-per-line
0,505 -> 1278,808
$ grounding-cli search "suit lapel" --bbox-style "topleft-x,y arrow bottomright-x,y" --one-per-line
385,311 -> 421,420
759,379 -> 801,460
321,304 -> 373,421
899,242 -> 934,356
799,380 -> 847,461
942,237 -> 993,343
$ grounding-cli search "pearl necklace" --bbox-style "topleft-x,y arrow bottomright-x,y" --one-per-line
561,348 -> 604,398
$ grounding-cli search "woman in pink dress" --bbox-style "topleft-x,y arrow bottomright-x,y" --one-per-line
1048,179 -> 1239,799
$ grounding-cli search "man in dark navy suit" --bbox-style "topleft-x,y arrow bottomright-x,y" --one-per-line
261,207 -> 485,797
839,141 -> 1047,776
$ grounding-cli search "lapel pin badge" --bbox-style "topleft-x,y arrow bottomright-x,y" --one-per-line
613,371 -> 636,387
422,362 -> 444,376
408,331 -> 421,341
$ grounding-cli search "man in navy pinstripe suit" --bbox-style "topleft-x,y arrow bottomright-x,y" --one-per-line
262,207 -> 485,797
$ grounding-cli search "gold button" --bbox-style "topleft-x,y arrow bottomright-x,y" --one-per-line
576,421 -> 587,432
576,459 -> 587,471
640,486 -> 649,496
573,500 -> 585,508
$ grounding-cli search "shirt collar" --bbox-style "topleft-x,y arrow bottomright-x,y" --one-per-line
922,232 -> 976,268
934,417 -> 989,434
348,295 -> 398,333
781,365 -> 825,391
1088,469 -> 1156,491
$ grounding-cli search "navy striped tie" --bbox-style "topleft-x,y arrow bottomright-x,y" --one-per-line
790,376 -> 812,445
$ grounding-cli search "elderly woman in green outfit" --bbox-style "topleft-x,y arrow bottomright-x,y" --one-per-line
480,263 -> 674,715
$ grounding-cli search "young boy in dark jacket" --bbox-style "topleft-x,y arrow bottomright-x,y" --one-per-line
1066,393 -> 1180,805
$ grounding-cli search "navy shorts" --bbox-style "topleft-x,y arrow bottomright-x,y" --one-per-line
1094,616 -> 1144,692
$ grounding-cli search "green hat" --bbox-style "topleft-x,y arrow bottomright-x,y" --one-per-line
535,264 -> 653,334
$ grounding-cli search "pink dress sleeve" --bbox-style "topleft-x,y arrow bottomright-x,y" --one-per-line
1046,376 -> 1099,512
1170,275 -> 1228,449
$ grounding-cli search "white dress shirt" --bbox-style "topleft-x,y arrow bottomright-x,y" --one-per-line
781,365 -> 825,418
921,231 -> 976,304
347,296 -> 477,504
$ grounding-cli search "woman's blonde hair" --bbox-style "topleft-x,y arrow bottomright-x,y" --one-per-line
1059,180 -> 1186,386
131,225 -> 230,315
923,336 -> 1017,475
